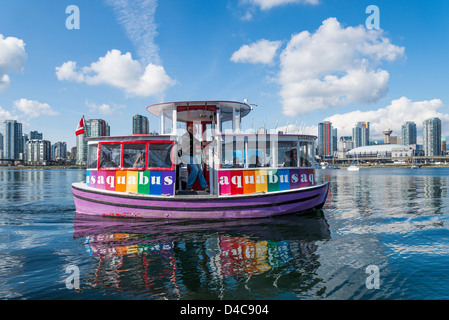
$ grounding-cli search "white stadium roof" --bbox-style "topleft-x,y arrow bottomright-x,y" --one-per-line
347,144 -> 410,154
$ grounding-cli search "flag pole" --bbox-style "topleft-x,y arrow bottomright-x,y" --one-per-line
83,115 -> 88,138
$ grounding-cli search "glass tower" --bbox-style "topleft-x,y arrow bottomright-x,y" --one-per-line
423,117 -> 441,156
401,121 -> 417,145
76,119 -> 110,165
132,114 -> 149,134
318,121 -> 335,157
3,120 -> 23,160
352,122 -> 370,148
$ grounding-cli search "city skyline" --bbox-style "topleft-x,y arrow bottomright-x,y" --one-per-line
1,1 -> 449,149
318,118 -> 444,157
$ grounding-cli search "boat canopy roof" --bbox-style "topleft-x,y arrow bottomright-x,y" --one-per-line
146,100 -> 252,123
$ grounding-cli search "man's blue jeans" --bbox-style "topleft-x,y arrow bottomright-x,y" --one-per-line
182,156 -> 208,189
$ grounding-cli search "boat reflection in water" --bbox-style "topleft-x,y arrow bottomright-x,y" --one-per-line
73,212 -> 330,299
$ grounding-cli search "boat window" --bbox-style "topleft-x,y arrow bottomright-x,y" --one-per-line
123,143 -> 146,169
221,136 -> 233,168
300,141 -> 312,167
99,143 -> 121,169
221,135 -> 244,168
247,136 -> 268,168
234,108 -> 241,132
148,142 -> 173,169
87,144 -> 98,169
306,141 -> 315,167
278,141 -> 298,167
163,109 -> 173,135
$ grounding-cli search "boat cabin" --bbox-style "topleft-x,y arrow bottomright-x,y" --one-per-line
84,101 -> 317,197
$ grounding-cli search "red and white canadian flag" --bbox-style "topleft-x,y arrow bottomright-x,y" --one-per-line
75,116 -> 85,136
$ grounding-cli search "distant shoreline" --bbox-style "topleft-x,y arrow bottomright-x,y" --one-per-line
0,166 -> 85,170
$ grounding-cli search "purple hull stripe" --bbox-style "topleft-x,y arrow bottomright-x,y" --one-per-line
72,182 -> 329,219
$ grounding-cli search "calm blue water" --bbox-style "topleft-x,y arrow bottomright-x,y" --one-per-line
1,168 -> 449,300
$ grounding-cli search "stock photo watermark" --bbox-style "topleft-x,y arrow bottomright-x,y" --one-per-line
366,265 -> 380,289
66,5 -> 80,30
65,265 -> 80,290
366,5 -> 380,30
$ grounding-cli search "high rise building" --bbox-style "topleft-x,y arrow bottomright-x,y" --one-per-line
318,121 -> 336,157
332,128 -> 338,155
423,117 -> 441,156
338,136 -> 353,152
401,121 -> 417,145
86,119 -> 110,137
442,136 -> 447,154
69,146 -> 77,161
3,120 -> 23,160
53,142 -> 67,160
29,130 -> 43,140
76,119 -> 110,165
352,122 -> 370,148
25,139 -> 51,165
133,114 -> 149,134
0,132 -> 3,159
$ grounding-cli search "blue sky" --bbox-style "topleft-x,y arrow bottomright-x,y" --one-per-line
1,0 -> 449,149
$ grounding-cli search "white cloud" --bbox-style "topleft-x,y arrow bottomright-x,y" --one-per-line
86,100 -> 126,116
235,0 -> 318,20
231,39 -> 282,65
56,49 -> 175,97
0,34 -> 27,90
245,0 -> 319,10
54,61 -> 84,82
0,106 -> 15,123
277,123 -> 317,135
13,98 -> 59,118
325,97 -> 449,143
278,18 -> 405,116
105,0 -> 160,66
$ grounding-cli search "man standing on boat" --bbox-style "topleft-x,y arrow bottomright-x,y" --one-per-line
181,124 -> 210,193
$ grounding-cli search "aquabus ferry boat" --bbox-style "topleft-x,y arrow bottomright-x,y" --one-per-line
72,100 -> 329,219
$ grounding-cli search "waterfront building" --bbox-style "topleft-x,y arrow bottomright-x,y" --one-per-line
401,121 -> 417,145
335,136 -> 353,158
132,114 -> 149,134
347,144 -> 414,158
0,132 -> 3,159
383,129 -> 392,144
76,119 -> 110,165
69,146 -> 77,161
29,130 -> 43,140
22,134 -> 29,154
53,141 -> 67,160
352,122 -> 370,148
390,136 -> 401,144
338,136 -> 353,152
3,120 -> 23,160
318,121 -> 336,157
25,139 -> 51,165
423,117 -> 441,156
332,128 -> 338,155
442,136 -> 446,155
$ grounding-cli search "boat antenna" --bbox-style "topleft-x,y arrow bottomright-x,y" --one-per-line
244,98 -> 258,109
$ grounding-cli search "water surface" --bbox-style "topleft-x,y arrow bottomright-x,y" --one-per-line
1,168 -> 449,300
